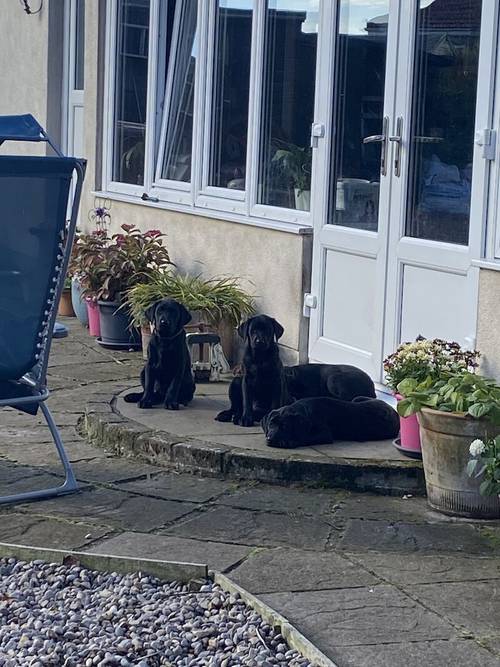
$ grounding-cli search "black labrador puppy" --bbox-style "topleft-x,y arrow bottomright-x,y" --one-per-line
261,396 -> 400,448
215,315 -> 289,426
124,298 -> 195,410
284,363 -> 376,401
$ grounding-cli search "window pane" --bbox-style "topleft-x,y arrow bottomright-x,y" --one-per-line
161,0 -> 197,183
406,0 -> 482,245
74,0 -> 85,90
112,0 -> 150,185
329,1 -> 389,229
208,1 -> 253,190
258,1 -> 319,211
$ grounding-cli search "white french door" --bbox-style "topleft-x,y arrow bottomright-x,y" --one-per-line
63,0 -> 85,159
309,0 -> 495,384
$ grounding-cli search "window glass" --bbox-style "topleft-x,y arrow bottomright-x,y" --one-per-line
406,0 -> 482,245
258,1 -> 319,211
112,0 -> 150,185
74,0 -> 85,90
161,0 -> 198,183
208,0 -> 253,190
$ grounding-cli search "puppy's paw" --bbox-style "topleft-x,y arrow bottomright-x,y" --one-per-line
232,414 -> 242,425
240,414 -> 255,427
215,410 -> 233,422
138,399 -> 153,409
164,401 -> 180,410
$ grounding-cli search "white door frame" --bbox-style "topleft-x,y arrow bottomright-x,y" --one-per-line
309,0 -> 498,383
62,0 -> 85,158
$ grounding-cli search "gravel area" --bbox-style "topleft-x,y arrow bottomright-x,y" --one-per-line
0,558 -> 313,667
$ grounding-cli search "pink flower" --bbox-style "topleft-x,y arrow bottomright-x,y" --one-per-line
144,229 -> 162,239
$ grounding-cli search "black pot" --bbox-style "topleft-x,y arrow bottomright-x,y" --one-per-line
97,300 -> 141,348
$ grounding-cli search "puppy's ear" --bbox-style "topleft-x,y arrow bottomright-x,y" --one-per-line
237,317 -> 253,340
272,318 -> 284,341
178,303 -> 192,327
145,301 -> 159,324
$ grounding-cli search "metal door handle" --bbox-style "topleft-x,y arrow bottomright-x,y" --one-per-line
389,116 -> 403,177
363,116 -> 388,176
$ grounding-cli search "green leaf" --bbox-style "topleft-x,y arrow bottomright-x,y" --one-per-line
479,479 -> 494,496
397,398 -> 418,418
468,403 -> 491,418
466,459 -> 478,477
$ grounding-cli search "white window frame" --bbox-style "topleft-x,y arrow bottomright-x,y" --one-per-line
101,0 -> 323,232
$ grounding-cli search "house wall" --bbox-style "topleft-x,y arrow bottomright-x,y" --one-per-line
0,3 -> 49,154
476,269 -> 500,380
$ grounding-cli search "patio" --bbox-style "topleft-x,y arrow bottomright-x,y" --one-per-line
0,319 -> 500,665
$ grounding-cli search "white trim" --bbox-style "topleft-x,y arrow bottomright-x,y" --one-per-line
92,189 -> 312,235
472,258 -> 500,271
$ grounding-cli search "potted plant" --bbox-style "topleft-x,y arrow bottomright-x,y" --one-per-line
397,372 -> 500,518
69,229 -> 109,336
58,276 -> 75,317
94,225 -> 174,348
384,338 -> 479,457
126,272 -> 255,362
272,141 -> 312,211
467,435 -> 500,500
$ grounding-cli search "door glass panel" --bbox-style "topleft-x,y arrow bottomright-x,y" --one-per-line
208,1 -> 253,190
74,0 -> 85,90
258,0 -> 319,211
329,0 -> 390,230
406,0 -> 482,245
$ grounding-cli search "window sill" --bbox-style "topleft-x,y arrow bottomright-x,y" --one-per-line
92,190 -> 314,236
471,259 -> 500,271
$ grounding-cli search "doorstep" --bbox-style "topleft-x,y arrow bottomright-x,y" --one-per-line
79,382 -> 425,496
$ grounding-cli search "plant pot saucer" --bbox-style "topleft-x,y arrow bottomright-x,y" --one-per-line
95,337 -> 141,351
393,437 -> 422,460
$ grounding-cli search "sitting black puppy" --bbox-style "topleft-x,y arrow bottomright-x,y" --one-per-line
261,396 -> 400,448
124,299 -> 195,410
284,364 -> 376,401
215,314 -> 289,426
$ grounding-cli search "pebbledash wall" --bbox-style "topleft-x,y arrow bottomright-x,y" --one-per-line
1,1 -> 500,377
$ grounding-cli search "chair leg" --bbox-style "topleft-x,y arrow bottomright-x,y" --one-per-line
0,402 -> 79,505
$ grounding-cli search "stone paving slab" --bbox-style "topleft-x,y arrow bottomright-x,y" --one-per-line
213,484 -> 338,514
18,486 -> 200,532
228,548 -> 379,594
331,640 -> 500,667
260,585 -> 455,650
0,513 -> 109,550
87,531 -> 251,573
339,518 -> 497,554
407,580 -> 500,637
116,472 -> 237,503
349,552 -> 500,585
164,506 -> 332,549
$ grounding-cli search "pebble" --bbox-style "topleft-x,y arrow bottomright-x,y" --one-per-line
0,557 -> 310,666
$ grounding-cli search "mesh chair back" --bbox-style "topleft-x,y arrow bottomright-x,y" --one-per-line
0,156 -> 77,382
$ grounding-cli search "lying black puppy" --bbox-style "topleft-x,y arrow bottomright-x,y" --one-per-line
262,396 -> 399,448
215,315 -> 289,426
124,298 -> 195,410
284,363 -> 376,401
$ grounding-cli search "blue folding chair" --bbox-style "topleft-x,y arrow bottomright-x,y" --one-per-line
0,114 -> 86,504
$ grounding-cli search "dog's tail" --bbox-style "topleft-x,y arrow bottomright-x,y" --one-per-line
123,392 -> 144,403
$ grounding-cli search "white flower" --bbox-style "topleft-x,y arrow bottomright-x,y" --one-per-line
469,439 -> 486,457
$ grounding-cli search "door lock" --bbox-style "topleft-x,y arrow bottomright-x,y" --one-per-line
310,122 -> 325,148
389,117 -> 403,177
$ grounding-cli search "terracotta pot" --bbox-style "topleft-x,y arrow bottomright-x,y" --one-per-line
418,407 -> 500,519
58,288 -> 75,317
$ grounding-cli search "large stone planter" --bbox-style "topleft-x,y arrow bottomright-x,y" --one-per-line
418,407 -> 500,519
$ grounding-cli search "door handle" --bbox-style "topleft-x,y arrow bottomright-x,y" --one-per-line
389,117 -> 403,177
363,116 -> 388,176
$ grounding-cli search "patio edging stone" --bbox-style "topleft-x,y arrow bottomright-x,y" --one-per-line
77,392 -> 426,496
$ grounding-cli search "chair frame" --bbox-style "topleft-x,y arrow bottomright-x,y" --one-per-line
0,114 -> 86,504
